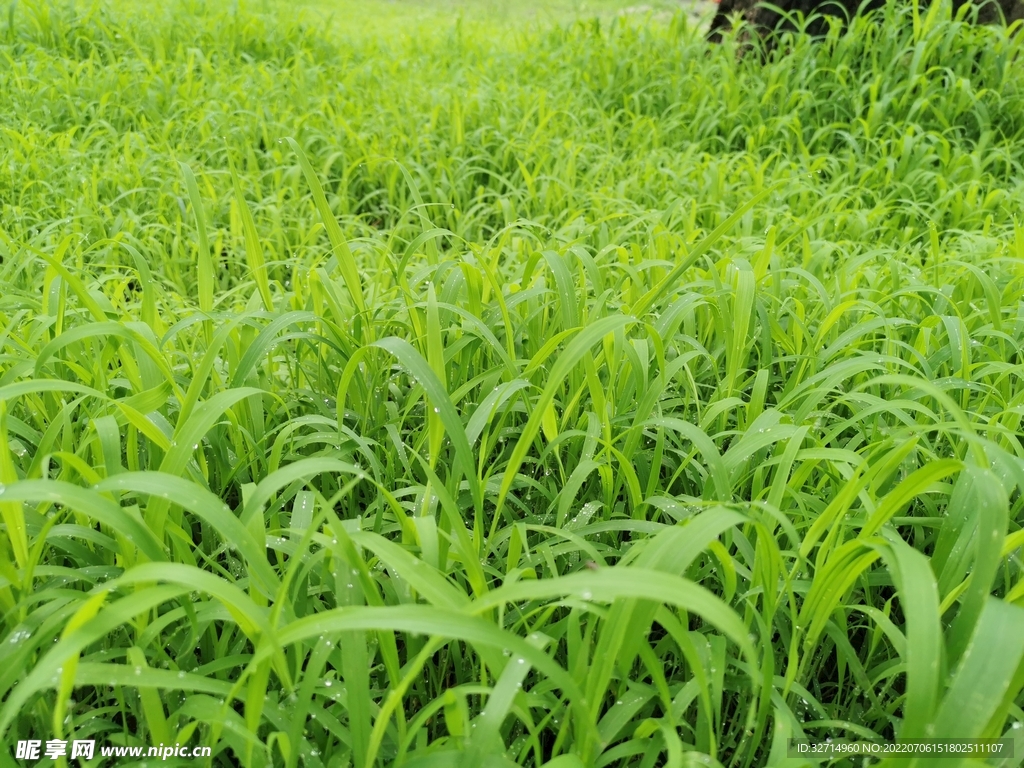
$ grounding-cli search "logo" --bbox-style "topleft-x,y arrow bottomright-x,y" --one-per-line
15,740 -> 95,760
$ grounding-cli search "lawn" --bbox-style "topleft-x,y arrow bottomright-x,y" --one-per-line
2,0 -> 1024,766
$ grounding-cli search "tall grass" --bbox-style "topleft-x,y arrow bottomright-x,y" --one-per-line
2,0 -> 1024,765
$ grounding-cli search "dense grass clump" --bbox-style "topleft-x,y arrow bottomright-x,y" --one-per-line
2,0 -> 1024,765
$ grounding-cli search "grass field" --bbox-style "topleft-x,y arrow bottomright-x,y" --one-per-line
2,0 -> 1024,766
